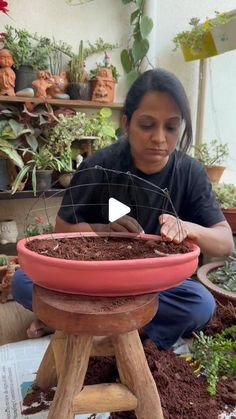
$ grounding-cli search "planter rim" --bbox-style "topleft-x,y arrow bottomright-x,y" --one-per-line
197,261 -> 236,301
17,232 -> 200,269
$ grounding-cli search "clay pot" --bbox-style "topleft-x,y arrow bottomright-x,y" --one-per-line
205,165 -> 225,184
58,171 -> 75,188
67,81 -> 91,100
197,261 -> 236,307
17,232 -> 200,296
222,208 -> 236,234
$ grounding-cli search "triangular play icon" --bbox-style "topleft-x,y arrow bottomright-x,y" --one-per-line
108,198 -> 131,222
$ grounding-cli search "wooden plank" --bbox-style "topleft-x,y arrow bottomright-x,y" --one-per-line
73,383 -> 137,414
0,95 -> 124,110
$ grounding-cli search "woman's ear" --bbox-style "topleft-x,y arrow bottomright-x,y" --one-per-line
121,114 -> 129,136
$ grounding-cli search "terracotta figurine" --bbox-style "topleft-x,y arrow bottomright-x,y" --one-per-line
0,259 -> 19,303
0,48 -> 16,96
92,66 -> 115,103
32,70 -> 54,99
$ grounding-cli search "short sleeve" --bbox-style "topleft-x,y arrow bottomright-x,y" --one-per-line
181,160 -> 225,227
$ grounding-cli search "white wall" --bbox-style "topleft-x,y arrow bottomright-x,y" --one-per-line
0,0 -> 236,235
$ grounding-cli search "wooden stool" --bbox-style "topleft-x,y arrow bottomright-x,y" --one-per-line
33,285 -> 164,419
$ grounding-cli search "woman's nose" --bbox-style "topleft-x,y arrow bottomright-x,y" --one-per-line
150,127 -> 166,144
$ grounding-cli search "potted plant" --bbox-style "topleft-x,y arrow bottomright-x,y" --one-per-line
194,139 -> 229,183
197,249 -> 236,307
11,146 -> 63,195
90,52 -> 119,103
2,25 -> 49,92
67,40 -> 90,100
212,183 -> 236,234
173,11 -> 236,62
17,231 -> 200,296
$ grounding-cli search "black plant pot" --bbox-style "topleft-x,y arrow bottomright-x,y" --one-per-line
14,65 -> 37,92
67,81 -> 91,100
0,159 -> 10,191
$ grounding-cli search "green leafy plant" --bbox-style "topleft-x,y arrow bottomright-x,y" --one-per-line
12,146 -> 63,195
207,249 -> 236,293
213,184 -> 236,209
192,326 -> 236,396
120,0 -> 153,87
3,26 -> 49,69
0,118 -> 32,168
194,139 -> 229,166
173,11 -> 235,54
90,61 -> 120,83
25,216 -> 53,237
47,109 -> 116,171
0,255 -> 8,266
68,40 -> 87,83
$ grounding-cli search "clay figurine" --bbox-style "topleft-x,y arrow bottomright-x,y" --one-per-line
0,259 -> 19,303
32,70 -> 54,99
47,71 -> 69,98
0,48 -> 16,96
91,66 -> 115,103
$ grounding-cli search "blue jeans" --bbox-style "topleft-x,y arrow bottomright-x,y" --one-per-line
12,269 -> 216,350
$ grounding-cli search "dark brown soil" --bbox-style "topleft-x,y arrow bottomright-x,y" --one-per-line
26,236 -> 191,261
22,299 -> 236,418
22,341 -> 235,418
204,301 -> 236,336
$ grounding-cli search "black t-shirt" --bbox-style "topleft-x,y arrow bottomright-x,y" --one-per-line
58,138 -> 225,234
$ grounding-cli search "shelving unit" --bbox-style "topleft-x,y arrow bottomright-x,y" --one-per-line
0,96 -> 124,110
0,189 -> 64,200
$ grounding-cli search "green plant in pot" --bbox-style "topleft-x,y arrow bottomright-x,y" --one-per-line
194,139 -> 229,183
2,25 -> 49,91
12,146 -> 63,196
213,183 -> 236,234
67,40 -> 90,100
173,11 -> 236,61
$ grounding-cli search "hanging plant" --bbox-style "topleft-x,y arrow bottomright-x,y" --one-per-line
120,0 -> 153,87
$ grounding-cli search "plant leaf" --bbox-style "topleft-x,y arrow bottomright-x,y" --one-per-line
25,133 -> 38,151
126,69 -> 140,88
132,38 -> 149,63
140,16 -> 153,38
122,0 -> 133,3
12,165 -> 30,194
120,49 -> 133,73
130,9 -> 140,24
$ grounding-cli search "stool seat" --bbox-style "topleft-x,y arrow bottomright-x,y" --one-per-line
33,285 -> 158,335
33,285 -> 164,419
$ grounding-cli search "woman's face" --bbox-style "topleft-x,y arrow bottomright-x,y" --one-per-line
124,91 -> 182,173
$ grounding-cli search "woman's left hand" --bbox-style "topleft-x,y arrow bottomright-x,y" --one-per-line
159,214 -> 197,244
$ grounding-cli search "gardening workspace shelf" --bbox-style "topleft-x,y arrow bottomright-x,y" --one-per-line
0,96 -> 124,110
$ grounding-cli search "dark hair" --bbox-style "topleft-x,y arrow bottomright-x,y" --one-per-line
123,68 -> 192,153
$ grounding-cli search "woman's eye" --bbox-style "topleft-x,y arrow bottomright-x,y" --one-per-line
166,126 -> 178,132
140,123 -> 154,129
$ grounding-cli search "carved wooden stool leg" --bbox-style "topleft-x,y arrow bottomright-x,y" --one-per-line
35,338 -> 57,389
47,334 -> 93,419
112,330 -> 164,419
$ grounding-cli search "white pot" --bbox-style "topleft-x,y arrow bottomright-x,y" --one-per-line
0,219 -> 18,244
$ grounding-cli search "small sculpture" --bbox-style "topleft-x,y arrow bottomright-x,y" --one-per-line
46,72 -> 69,98
0,259 -> 19,303
32,70 -> 54,99
91,66 -> 115,103
0,48 -> 16,96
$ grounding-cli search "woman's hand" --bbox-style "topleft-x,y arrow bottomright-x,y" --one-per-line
107,215 -> 144,234
159,214 -> 197,243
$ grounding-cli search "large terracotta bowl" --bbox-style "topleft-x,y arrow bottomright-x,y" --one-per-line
17,232 -> 200,296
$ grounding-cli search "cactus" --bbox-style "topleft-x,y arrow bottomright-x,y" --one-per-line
0,254 -> 8,266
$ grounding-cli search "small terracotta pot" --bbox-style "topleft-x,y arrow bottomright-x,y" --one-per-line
197,262 -> 236,307
205,165 -> 225,183
17,232 -> 200,296
222,208 -> 236,234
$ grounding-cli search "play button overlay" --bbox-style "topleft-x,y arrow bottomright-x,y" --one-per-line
108,198 -> 131,222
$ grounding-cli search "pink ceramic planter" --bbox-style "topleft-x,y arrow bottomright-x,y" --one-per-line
17,232 -> 200,296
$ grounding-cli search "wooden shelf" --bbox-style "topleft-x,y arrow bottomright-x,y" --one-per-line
0,96 -> 124,110
0,189 -> 64,200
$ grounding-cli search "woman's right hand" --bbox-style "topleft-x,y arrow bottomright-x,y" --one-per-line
92,216 -> 144,234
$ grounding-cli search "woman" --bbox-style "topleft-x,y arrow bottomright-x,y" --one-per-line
12,68 -> 234,346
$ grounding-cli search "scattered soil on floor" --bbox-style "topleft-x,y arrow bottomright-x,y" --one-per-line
204,301 -> 236,336
22,338 -> 235,418
26,236 -> 191,261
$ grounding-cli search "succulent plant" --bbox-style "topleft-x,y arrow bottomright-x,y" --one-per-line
0,254 -> 8,266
